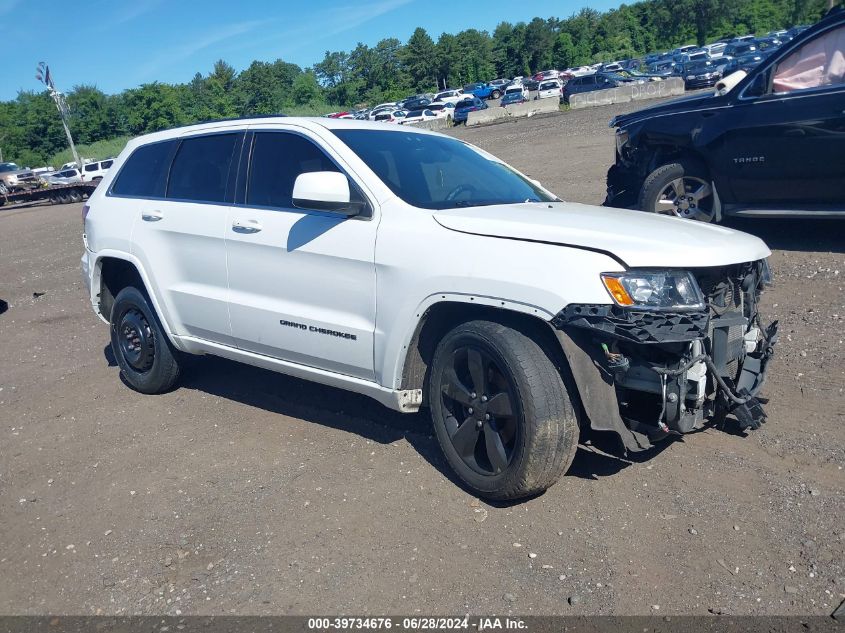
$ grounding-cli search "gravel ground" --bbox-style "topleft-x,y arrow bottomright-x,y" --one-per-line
0,97 -> 843,617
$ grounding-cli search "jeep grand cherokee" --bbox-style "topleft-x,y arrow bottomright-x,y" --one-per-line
82,118 -> 777,499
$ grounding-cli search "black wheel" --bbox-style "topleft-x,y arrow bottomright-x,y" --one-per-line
429,320 -> 579,500
639,159 -> 718,222
491,90 -> 501,99
56,192 -> 70,204
110,286 -> 181,394
68,189 -> 82,203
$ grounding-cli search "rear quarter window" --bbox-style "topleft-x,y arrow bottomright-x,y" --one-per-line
110,140 -> 177,198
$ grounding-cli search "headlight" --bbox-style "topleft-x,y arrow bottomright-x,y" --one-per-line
686,75 -> 695,80
615,129 -> 630,154
601,270 -> 705,310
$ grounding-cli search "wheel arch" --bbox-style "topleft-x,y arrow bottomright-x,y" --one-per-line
94,252 -> 179,344
396,299 -> 573,407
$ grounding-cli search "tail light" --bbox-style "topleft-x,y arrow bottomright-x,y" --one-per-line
82,202 -> 91,223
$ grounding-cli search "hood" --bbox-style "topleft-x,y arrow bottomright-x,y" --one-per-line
434,202 -> 771,269
610,91 -> 725,128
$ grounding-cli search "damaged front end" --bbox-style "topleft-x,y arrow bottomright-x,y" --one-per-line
552,260 -> 778,453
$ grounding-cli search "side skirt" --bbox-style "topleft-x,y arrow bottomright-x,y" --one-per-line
174,335 -> 423,413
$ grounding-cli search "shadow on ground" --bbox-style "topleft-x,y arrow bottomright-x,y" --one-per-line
102,345 -> 681,503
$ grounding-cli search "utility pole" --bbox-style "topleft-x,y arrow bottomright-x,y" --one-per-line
35,62 -> 82,170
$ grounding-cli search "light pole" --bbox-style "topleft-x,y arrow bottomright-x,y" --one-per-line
35,62 -> 83,170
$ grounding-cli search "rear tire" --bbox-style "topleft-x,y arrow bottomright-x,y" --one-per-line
429,320 -> 579,500
491,90 -> 501,99
110,286 -> 181,394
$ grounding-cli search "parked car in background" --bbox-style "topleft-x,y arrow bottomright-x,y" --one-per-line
682,59 -> 724,89
703,42 -> 728,58
488,78 -> 511,90
722,52 -> 765,75
729,34 -> 757,45
368,103 -> 401,120
536,79 -> 563,100
648,60 -> 679,76
453,96 -> 488,123
606,8 -> 845,221
399,109 -> 438,125
44,168 -> 83,185
432,89 -> 465,105
671,44 -> 700,57
522,78 -> 540,91
600,62 -> 624,73
755,36 -> 784,53
532,70 -> 560,82
373,110 -> 407,124
401,97 -> 431,111
563,73 -> 625,103
504,84 -> 529,99
0,162 -> 38,191
500,90 -> 528,107
81,159 -> 115,182
725,42 -> 758,57
463,82 -> 504,100
565,66 -> 595,77
427,102 -> 455,120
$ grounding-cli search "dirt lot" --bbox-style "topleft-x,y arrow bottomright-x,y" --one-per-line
1,99 -> 843,617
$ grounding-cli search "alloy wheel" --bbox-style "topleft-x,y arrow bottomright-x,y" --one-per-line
654,176 -> 715,221
440,346 -> 519,476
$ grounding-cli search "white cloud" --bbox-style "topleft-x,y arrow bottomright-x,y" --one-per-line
219,0 -> 413,59
136,20 -> 268,81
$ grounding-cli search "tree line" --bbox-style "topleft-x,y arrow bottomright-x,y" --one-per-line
0,0 -> 828,166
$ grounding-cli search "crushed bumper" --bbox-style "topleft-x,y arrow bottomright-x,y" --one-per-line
551,261 -> 778,453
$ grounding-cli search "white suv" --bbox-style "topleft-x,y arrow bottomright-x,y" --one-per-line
81,158 -> 115,181
82,117 -> 778,499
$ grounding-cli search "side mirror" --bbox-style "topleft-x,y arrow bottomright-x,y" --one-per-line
292,171 -> 360,216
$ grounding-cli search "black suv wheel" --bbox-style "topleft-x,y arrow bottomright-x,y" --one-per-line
110,286 -> 181,394
639,159 -> 718,222
429,320 -> 579,500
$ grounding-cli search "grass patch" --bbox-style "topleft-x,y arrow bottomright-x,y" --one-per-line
49,136 -> 131,168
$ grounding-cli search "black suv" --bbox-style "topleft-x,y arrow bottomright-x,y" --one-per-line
605,8 -> 844,222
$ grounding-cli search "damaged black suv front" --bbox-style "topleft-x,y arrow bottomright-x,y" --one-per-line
553,260 -> 778,453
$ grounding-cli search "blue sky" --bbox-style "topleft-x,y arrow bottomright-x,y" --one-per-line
0,0 -> 622,101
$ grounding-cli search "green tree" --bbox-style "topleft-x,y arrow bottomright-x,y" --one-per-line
402,28 -> 438,92
291,72 -> 323,106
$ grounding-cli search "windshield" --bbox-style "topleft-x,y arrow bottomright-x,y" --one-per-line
686,61 -> 714,72
332,129 -> 556,210
0,163 -> 20,173
539,81 -> 559,90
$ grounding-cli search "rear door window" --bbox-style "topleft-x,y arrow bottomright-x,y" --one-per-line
166,133 -> 240,203
246,132 -> 340,209
111,140 -> 177,198
84,163 -> 98,173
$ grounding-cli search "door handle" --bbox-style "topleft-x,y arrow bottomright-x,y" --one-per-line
141,210 -> 163,222
232,219 -> 262,234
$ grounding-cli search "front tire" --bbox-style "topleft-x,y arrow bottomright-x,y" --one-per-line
429,320 -> 579,500
639,159 -> 718,222
110,286 -> 181,394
